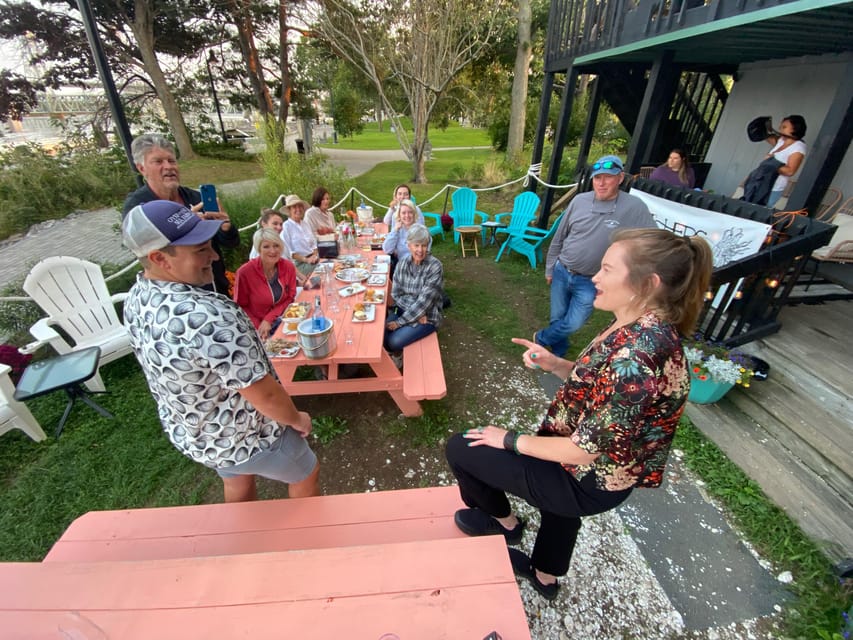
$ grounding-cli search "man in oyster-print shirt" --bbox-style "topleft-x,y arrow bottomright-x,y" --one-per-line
121,200 -> 320,502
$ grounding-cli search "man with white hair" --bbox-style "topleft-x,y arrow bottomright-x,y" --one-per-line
122,133 -> 240,296
121,199 -> 320,503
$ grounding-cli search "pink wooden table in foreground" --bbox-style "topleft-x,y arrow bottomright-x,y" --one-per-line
0,536 -> 531,640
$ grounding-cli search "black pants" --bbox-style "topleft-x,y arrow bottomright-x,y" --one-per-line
445,433 -> 632,576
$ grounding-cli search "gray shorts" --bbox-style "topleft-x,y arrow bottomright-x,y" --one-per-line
216,427 -> 317,484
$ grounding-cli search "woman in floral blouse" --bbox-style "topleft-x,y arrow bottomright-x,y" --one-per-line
446,228 -> 712,600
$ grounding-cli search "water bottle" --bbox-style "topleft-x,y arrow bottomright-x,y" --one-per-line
312,295 -> 325,331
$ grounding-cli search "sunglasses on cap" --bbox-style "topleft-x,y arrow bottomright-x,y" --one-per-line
592,160 -> 623,171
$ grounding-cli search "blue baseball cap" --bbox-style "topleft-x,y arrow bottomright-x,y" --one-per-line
591,155 -> 624,177
122,200 -> 222,258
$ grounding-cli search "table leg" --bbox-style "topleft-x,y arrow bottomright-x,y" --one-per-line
56,398 -> 76,438
55,385 -> 114,437
371,352 -> 423,417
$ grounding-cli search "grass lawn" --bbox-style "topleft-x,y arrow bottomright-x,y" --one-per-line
327,120 -> 492,150
0,139 -> 848,637
347,149 -> 506,210
179,155 -> 264,187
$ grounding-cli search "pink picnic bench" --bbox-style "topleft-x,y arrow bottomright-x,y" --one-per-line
403,331 -> 446,401
1,487 -> 531,639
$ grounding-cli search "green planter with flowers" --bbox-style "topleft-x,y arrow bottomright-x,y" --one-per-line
684,337 -> 755,404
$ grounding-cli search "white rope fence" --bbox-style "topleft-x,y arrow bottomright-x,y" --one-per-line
1,170 -> 580,305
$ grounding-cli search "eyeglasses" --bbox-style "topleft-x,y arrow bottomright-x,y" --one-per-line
592,160 -> 623,171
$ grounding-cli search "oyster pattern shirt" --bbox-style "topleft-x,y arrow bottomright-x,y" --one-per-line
124,275 -> 283,469
538,312 -> 689,490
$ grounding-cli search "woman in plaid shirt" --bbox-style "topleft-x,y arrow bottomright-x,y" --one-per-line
384,224 -> 444,353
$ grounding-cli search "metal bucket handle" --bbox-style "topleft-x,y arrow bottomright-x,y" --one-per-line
301,331 -> 332,353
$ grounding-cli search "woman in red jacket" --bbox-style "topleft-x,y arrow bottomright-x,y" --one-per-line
234,228 -> 297,340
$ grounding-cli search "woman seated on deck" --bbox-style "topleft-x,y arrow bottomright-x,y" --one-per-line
445,229 -> 712,600
649,148 -> 695,189
234,228 -> 297,341
384,224 -> 444,359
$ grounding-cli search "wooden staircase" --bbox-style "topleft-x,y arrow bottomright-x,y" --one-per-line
1,486 -> 532,639
685,301 -> 853,566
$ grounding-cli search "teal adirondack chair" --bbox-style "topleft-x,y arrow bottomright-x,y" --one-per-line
449,187 -> 489,244
492,191 -> 540,246
495,210 -> 566,269
422,211 -> 446,240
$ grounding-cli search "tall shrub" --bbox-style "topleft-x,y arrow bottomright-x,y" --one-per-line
0,140 -> 135,241
257,117 -> 350,210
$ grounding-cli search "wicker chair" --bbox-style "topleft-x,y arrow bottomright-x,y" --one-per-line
814,187 -> 843,221
804,206 -> 853,289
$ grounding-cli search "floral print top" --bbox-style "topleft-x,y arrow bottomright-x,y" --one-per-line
538,311 -> 689,490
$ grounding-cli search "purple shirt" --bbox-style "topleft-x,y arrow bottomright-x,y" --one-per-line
649,165 -> 695,189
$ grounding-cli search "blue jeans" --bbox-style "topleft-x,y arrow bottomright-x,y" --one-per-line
766,190 -> 783,208
384,307 -> 437,352
537,261 -> 597,357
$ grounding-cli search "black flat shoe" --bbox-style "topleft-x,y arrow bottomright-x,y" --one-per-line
453,508 -> 525,545
508,548 -> 560,601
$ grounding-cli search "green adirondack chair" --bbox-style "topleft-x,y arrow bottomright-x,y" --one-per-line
492,191 -> 540,247
495,210 -> 566,269
449,187 -> 489,244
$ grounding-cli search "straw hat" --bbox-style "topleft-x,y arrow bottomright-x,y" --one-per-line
284,194 -> 309,210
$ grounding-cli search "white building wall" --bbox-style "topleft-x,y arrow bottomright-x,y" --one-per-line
704,52 -> 852,204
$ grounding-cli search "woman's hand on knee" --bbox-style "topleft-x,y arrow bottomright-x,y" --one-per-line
463,425 -> 505,449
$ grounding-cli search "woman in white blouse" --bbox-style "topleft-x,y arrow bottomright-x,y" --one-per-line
305,187 -> 336,237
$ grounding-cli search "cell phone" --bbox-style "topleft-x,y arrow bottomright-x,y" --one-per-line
199,184 -> 219,212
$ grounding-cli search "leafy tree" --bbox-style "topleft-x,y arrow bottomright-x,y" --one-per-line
306,0 -> 514,183
0,0 -> 218,160
0,70 -> 42,121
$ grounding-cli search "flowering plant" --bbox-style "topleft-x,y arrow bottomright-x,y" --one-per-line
683,336 -> 754,387
440,213 -> 453,231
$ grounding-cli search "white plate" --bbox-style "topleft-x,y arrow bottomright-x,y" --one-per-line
277,344 -> 301,358
351,304 -> 376,323
335,268 -> 370,283
265,340 -> 300,358
338,283 -> 367,297
370,262 -> 389,274
366,273 -> 387,286
363,289 -> 385,304
374,254 -> 391,263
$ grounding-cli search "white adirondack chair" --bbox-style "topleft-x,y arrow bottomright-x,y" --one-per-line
21,256 -> 132,393
0,364 -> 46,442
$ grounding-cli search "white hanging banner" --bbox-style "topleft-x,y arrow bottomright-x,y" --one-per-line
629,189 -> 771,268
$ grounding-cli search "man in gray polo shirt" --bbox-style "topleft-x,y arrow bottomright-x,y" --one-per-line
121,200 -> 320,503
534,156 -> 656,357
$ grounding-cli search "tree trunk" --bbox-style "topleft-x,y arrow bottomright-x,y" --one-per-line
231,0 -> 275,118
410,85 -> 430,183
129,0 -> 195,160
277,0 -> 290,126
507,0 -> 532,161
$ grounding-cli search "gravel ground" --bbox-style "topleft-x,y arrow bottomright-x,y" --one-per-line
424,351 -> 785,640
